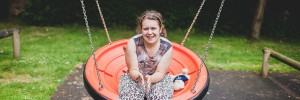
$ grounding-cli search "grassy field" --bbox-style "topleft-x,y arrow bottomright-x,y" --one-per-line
0,25 -> 299,99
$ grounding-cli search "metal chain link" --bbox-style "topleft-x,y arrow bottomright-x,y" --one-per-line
181,0 -> 206,46
95,0 -> 111,44
80,0 -> 103,91
201,0 -> 225,60
191,0 -> 226,93
191,63 -> 204,93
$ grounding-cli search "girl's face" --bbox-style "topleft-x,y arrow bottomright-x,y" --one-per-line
141,19 -> 162,45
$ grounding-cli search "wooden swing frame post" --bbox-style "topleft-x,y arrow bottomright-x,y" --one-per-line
0,28 -> 20,59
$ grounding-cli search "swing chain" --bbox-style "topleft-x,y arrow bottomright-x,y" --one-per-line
181,0 -> 206,46
95,0 -> 111,44
191,0 -> 226,93
80,0 -> 103,91
201,0 -> 225,60
191,62 -> 204,93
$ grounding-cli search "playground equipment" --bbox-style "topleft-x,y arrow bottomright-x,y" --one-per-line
80,0 -> 226,99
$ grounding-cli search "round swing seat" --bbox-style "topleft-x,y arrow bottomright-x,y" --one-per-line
83,39 -> 209,100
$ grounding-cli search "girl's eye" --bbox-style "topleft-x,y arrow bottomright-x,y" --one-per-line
143,28 -> 149,31
151,27 -> 156,30
143,27 -> 157,31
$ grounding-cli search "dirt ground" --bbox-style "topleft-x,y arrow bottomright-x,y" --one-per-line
51,63 -> 300,100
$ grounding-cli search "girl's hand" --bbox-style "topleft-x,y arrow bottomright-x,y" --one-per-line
137,73 -> 145,89
145,75 -> 152,90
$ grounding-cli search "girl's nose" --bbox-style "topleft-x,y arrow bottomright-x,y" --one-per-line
146,30 -> 152,34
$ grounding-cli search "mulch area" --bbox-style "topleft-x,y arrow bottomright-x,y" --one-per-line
51,63 -> 300,100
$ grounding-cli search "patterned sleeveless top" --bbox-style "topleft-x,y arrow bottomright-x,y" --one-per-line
132,34 -> 172,77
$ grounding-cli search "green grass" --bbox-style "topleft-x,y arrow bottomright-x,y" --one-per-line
181,33 -> 299,72
0,25 -> 299,99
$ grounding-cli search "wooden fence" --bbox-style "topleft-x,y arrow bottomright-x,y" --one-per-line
261,47 -> 300,77
0,28 -> 20,59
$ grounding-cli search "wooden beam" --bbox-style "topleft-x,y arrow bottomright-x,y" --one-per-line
0,29 -> 14,39
262,47 -> 300,77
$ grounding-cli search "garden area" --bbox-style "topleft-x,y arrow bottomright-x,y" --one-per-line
1,25 -> 299,99
0,0 -> 299,99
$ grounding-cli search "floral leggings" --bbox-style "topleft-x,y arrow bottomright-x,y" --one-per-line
118,73 -> 174,100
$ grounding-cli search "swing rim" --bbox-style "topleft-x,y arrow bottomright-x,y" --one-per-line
83,65 -> 107,100
82,39 -> 210,99
83,62 -> 210,100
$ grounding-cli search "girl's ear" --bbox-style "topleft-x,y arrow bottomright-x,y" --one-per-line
159,27 -> 163,33
159,25 -> 164,34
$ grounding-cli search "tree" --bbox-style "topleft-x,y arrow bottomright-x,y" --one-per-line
6,0 -> 27,22
250,0 -> 267,42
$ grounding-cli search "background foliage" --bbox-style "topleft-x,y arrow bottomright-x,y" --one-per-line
0,0 -> 299,40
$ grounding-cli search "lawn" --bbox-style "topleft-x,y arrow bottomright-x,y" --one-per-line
0,25 -> 299,99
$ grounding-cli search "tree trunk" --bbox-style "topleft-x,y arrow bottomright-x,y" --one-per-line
7,0 -> 27,22
250,0 -> 267,42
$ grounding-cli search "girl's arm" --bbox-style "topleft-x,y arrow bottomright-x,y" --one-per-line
125,39 -> 143,82
147,46 -> 173,84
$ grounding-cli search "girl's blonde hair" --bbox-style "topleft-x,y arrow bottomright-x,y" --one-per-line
136,10 -> 167,38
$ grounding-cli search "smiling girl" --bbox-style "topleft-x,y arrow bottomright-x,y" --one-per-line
118,10 -> 174,100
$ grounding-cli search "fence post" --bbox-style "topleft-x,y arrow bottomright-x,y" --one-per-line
13,28 -> 20,59
262,49 -> 271,77
262,47 -> 300,77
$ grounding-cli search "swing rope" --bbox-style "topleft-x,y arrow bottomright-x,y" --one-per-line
191,0 -> 226,93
